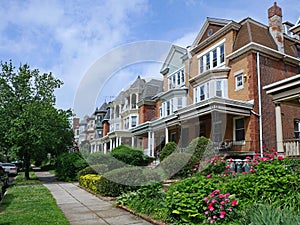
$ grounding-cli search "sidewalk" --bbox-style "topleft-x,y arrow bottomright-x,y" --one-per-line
35,172 -> 152,225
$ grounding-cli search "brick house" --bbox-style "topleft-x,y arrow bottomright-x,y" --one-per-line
131,2 -> 300,158
81,2 -> 300,158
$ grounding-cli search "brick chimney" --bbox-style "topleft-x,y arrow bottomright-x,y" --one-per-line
268,2 -> 284,53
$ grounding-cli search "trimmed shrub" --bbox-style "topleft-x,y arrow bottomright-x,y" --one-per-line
55,152 -> 88,181
96,167 -> 161,197
77,164 -> 108,178
110,145 -> 148,166
159,152 -> 192,179
79,174 -> 101,193
86,151 -> 126,170
159,142 -> 177,161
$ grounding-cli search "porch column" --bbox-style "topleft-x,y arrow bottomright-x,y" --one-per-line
165,127 -> 169,144
131,136 -> 135,147
104,142 -> 107,154
148,131 -> 151,156
275,104 -> 284,153
110,139 -> 113,151
151,132 -> 155,157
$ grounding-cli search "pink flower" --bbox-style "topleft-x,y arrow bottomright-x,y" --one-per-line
213,190 -> 220,194
220,214 -> 225,219
220,205 -> 224,209
262,144 -> 266,149
227,208 -> 233,212
209,193 -> 214,198
278,155 -> 284,160
212,199 -> 217,204
210,220 -> 215,224
218,194 -> 224,199
208,203 -> 214,211
220,201 -> 225,205
204,197 -> 208,202
260,157 -> 267,162
254,153 -> 259,158
225,193 -> 230,197
205,211 -> 209,215
231,199 -> 238,206
250,168 -> 256,173
208,217 -> 211,221
213,215 -> 217,219
225,198 -> 230,203
206,174 -> 211,179
220,211 -> 227,216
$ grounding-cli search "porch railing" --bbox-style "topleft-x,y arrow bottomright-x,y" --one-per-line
284,139 -> 300,156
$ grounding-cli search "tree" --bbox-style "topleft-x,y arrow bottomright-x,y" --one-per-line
0,61 -> 73,179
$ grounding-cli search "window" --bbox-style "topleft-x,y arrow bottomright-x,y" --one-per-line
178,97 -> 183,109
132,116 -> 137,128
199,57 -> 204,73
200,85 -> 205,101
198,41 -> 225,74
216,80 -> 222,97
166,101 -> 170,115
171,132 -> 176,142
294,120 -> 300,138
213,49 -> 217,67
206,53 -> 210,71
194,88 -> 198,103
235,74 -> 244,90
234,118 -> 245,142
168,68 -> 185,90
159,107 -> 162,117
220,44 -> 225,63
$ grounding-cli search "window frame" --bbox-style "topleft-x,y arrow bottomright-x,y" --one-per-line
233,117 -> 245,145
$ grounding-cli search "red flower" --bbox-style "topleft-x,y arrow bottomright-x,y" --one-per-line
277,155 -> 284,160
231,199 -> 238,206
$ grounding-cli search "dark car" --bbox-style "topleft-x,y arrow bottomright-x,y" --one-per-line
0,166 -> 8,200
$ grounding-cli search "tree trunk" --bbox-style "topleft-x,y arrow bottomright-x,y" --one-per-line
24,151 -> 30,180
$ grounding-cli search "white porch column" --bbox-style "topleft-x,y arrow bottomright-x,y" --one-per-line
148,131 -> 151,156
275,104 -> 284,153
151,132 -> 155,157
109,139 -> 113,151
119,137 -> 122,146
165,127 -> 169,144
104,142 -> 107,154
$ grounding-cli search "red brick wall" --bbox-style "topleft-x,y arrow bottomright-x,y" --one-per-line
103,122 -> 109,136
139,104 -> 157,123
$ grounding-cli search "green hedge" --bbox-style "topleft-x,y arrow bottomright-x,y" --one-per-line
110,145 -> 148,166
159,142 -> 178,161
86,151 -> 126,171
55,152 -> 88,181
96,167 -> 161,197
77,164 -> 108,178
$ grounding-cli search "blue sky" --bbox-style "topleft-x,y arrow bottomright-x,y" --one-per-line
0,0 -> 299,118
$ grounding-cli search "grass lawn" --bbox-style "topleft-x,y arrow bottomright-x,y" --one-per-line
0,173 -> 69,225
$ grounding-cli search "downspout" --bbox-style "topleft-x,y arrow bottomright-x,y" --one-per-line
186,46 -> 192,105
257,52 -> 263,157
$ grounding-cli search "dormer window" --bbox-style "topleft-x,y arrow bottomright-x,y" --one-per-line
198,39 -> 226,74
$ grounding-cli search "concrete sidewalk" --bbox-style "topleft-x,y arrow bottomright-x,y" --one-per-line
35,172 -> 152,225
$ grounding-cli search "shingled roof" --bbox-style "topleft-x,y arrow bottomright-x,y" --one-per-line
233,18 -> 277,52
141,79 -> 163,100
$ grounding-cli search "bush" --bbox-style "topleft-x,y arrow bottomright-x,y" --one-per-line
110,145 -> 148,166
96,167 -> 161,197
55,152 -> 88,181
239,203 -> 300,225
77,164 -> 108,178
159,142 -> 178,161
117,183 -> 169,222
166,174 -> 218,224
159,152 -> 192,179
221,158 -> 300,209
86,151 -> 126,171
79,174 -> 101,193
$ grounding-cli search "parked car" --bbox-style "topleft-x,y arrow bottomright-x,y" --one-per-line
0,163 -> 18,176
11,161 -> 24,172
0,166 -> 8,200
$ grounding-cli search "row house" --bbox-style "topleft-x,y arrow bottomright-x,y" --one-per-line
76,2 -> 300,158
132,2 -> 300,158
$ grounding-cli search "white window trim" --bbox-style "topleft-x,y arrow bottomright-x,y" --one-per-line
234,69 -> 244,91
233,117 -> 245,145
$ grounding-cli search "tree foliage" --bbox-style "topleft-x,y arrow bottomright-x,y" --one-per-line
0,61 -> 73,179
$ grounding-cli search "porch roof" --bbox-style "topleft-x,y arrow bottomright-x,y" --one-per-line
263,74 -> 300,106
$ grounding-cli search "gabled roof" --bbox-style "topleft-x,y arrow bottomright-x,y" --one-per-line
192,17 -> 232,48
160,45 -> 187,75
129,75 -> 146,89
